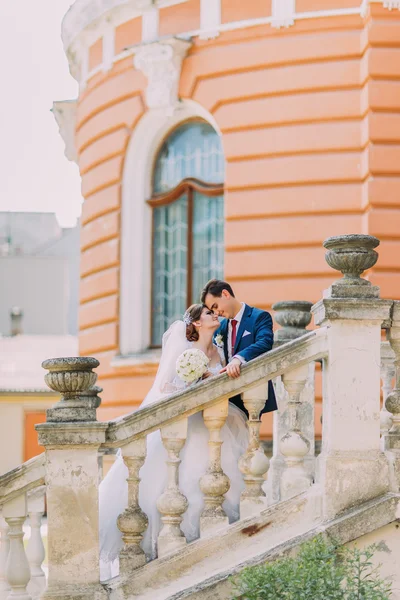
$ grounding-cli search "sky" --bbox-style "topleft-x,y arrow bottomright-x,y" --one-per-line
0,1 -> 82,227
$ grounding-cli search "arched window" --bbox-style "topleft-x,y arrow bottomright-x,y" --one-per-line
149,121 -> 225,346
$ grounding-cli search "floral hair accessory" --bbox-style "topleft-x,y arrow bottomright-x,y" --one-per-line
183,311 -> 192,326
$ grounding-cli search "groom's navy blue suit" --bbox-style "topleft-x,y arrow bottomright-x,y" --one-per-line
215,304 -> 277,418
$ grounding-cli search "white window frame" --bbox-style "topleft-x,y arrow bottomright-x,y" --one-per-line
119,100 -> 223,356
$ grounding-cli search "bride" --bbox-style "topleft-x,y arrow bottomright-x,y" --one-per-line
99,303 -> 249,579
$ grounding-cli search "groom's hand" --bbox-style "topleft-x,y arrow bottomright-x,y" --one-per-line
220,358 -> 241,378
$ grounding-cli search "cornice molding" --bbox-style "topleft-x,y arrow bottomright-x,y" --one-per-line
62,0 -> 151,51
61,0 -> 399,87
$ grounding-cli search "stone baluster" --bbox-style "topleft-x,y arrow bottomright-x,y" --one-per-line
268,301 -> 314,504
36,360 -> 107,600
313,234 -> 392,519
380,340 -> 395,440
200,399 -> 230,535
279,364 -> 312,500
3,494 -> 31,600
238,383 -> 270,518
156,419 -> 188,557
0,514 -> 10,600
382,302 -> 400,491
26,486 -> 46,598
117,439 -> 148,574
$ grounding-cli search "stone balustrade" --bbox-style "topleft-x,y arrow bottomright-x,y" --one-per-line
0,484 -> 47,600
0,234 -> 399,599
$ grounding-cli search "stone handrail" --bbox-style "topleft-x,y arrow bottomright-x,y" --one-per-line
104,327 -> 328,448
0,454 -> 45,506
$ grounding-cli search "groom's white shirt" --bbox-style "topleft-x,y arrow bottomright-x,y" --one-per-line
228,302 -> 246,363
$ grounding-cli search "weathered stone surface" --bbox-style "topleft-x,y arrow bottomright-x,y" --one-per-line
110,487 -> 323,599
273,301 -> 313,344
323,234 -> 380,298
0,454 -> 45,506
36,421 -> 108,447
105,329 -> 328,447
107,491 -> 400,600
268,363 -> 315,505
313,298 -> 393,326
42,357 -> 101,423
314,300 -> 391,519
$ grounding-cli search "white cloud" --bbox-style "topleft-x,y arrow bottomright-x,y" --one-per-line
0,0 -> 82,228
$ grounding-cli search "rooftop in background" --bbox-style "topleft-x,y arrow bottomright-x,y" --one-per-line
0,334 -> 78,393
0,212 -> 63,256
0,211 -> 80,336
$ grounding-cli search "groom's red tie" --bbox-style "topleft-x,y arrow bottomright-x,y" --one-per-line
231,319 -> 238,356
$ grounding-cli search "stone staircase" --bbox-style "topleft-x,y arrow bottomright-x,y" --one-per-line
1,234 -> 400,600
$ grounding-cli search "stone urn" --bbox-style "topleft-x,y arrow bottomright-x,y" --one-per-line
272,301 -> 313,345
324,234 -> 379,281
323,234 -> 380,298
42,356 -> 101,422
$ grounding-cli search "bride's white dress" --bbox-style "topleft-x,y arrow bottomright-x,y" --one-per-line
99,345 -> 248,581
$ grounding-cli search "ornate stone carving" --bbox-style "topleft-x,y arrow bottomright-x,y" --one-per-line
380,340 -> 395,438
3,495 -> 31,600
273,301 -> 313,345
157,419 -> 188,557
199,400 -> 230,534
26,487 -> 46,596
238,384 -> 270,518
385,303 -> 400,440
323,234 -> 380,298
117,439 -> 148,573
279,364 -> 313,500
134,38 -> 192,112
42,357 -> 101,422
269,300 -> 315,505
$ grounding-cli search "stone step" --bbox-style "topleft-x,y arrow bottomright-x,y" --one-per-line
106,491 -> 398,600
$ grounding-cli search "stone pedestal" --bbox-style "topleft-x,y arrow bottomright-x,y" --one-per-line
313,235 -> 392,520
36,358 -> 107,600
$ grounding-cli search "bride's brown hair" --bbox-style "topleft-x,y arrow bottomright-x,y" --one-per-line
184,304 -> 204,342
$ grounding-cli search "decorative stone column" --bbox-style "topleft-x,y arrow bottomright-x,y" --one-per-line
36,358 -> 107,600
268,301 -> 315,504
156,418 -> 188,557
238,383 -> 270,518
26,486 -> 46,597
117,439 -> 148,575
0,513 -> 9,600
382,302 -> 400,490
280,364 -> 313,500
313,235 -> 392,519
200,399 -> 230,535
3,494 -> 31,600
380,340 -> 395,440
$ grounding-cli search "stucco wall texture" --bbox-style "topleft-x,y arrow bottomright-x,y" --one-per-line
74,1 -> 400,437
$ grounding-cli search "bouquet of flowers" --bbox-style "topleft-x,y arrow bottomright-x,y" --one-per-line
176,348 -> 210,383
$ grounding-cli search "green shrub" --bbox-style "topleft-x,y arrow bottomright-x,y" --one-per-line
232,536 -> 393,600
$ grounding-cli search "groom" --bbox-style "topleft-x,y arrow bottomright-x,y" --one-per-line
201,279 -> 277,418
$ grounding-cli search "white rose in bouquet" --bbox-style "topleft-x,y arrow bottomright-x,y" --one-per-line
176,348 -> 210,384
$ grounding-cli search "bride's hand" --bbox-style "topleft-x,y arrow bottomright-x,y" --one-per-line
202,371 -> 213,380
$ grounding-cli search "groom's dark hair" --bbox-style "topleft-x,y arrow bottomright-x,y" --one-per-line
201,279 -> 235,303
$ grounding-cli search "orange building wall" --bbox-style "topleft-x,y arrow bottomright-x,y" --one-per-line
75,1 -> 400,436
24,411 -> 46,461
